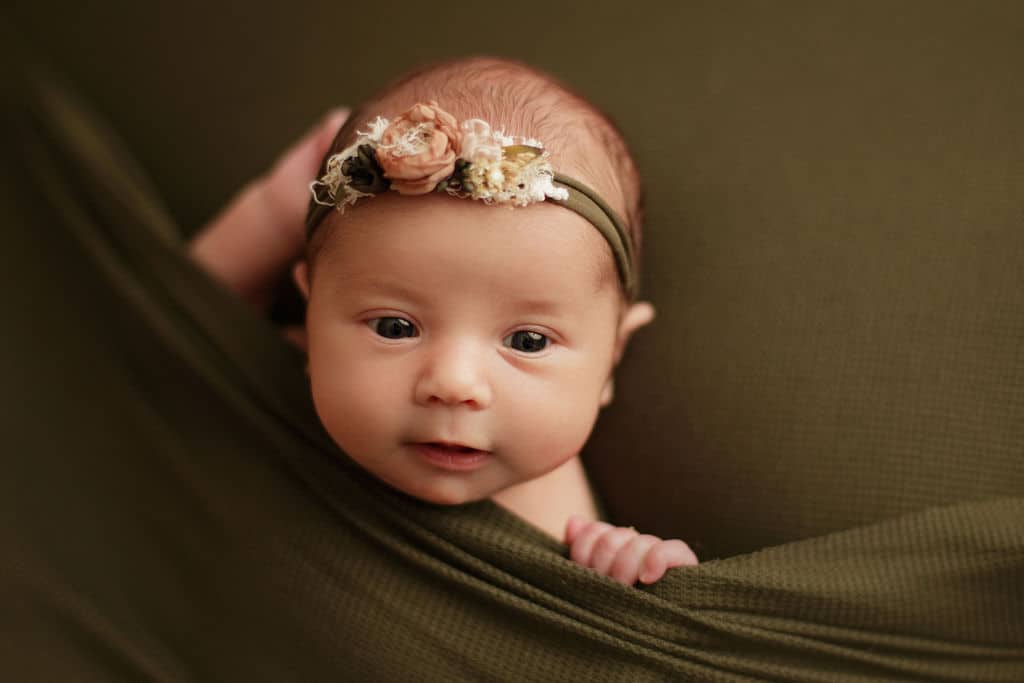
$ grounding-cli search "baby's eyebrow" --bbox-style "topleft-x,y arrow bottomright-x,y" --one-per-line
342,277 -> 425,303
507,297 -> 569,316
342,276 -> 572,315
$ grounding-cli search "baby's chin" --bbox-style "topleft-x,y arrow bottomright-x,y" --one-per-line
411,489 -> 488,507
376,471 -> 497,507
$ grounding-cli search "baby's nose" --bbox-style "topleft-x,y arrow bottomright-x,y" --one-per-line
414,344 -> 492,409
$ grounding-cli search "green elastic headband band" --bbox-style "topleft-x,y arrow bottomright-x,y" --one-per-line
305,174 -> 636,299
550,173 -> 635,300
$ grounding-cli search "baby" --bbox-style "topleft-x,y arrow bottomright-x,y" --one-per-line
193,56 -> 697,586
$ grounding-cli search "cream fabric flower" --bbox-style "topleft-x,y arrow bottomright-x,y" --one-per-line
459,119 -> 503,165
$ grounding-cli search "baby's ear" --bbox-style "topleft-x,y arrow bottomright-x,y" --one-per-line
601,301 -> 655,407
292,261 -> 311,301
613,300 -> 655,364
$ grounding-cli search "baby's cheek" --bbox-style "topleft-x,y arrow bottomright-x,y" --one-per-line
506,380 -> 602,474
309,351 -> 395,452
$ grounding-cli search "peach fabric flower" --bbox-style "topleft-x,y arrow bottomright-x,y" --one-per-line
375,101 -> 461,195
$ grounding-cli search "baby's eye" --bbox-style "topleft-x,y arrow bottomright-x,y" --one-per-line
502,330 -> 549,353
368,317 -> 419,339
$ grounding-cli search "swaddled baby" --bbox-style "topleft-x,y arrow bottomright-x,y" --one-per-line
194,55 -> 697,585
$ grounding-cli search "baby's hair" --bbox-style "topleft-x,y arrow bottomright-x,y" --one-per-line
307,55 -> 644,282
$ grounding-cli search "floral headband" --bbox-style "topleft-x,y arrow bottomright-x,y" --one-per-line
306,101 -> 636,298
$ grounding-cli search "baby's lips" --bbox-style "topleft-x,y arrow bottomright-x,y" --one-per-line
417,440 -> 489,453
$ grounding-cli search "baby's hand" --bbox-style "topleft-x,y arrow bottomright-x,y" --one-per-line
189,107 -> 349,314
564,515 -> 698,586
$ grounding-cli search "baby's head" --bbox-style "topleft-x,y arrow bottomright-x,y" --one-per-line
293,56 -> 654,505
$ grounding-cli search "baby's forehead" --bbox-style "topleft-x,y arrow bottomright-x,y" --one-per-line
319,195 -> 619,299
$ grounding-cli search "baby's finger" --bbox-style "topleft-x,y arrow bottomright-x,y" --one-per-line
589,527 -> 640,575
273,107 -> 351,182
313,107 -> 351,155
568,520 -> 614,566
640,540 -> 699,584
608,534 -> 660,585
564,514 -> 589,545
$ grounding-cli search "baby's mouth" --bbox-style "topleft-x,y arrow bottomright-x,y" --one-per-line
415,440 -> 491,450
426,441 -> 487,453
412,441 -> 492,471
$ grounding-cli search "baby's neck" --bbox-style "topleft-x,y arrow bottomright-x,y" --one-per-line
491,455 -> 601,540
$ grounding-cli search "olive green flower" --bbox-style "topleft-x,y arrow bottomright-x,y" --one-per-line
341,144 -> 390,194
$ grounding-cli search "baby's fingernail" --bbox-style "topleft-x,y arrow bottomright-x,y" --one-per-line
639,571 -> 654,584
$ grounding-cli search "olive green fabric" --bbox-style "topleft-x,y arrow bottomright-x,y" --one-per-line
3,39 -> 1024,683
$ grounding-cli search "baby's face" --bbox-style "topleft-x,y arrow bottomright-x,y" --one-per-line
298,192 -> 624,505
